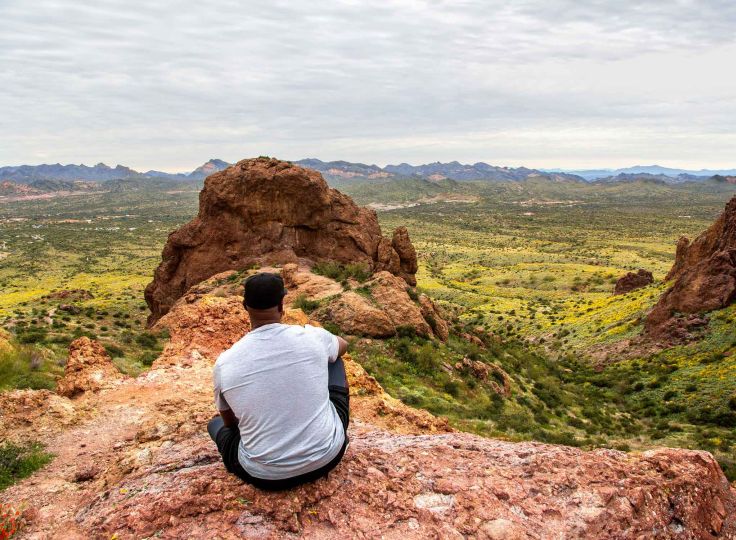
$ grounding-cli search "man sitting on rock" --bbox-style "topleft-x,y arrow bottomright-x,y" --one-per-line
207,272 -> 350,490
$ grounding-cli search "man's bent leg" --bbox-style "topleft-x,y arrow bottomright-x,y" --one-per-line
328,356 -> 349,390
207,416 -> 225,441
328,357 -> 350,432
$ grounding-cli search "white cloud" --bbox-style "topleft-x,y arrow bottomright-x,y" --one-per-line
1,0 -> 734,170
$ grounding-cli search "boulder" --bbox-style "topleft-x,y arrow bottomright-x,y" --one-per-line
322,291 -> 397,338
145,157 -> 417,324
365,271 -> 432,338
0,389 -> 76,441
281,263 -> 344,305
56,337 -> 124,398
647,196 -> 736,339
613,269 -> 653,295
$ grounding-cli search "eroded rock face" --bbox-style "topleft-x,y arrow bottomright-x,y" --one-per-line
613,269 -> 653,295
0,389 -> 76,442
281,265 -> 450,340
418,294 -> 450,341
56,337 -> 123,398
145,157 -> 418,324
647,196 -> 736,339
322,291 -> 397,338
365,271 -> 432,337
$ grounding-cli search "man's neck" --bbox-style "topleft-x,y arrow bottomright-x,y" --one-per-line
251,318 -> 282,330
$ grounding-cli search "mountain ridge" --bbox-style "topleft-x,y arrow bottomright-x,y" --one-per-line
3,158 -> 736,187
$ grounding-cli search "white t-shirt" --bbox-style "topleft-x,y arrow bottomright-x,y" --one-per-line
213,323 -> 345,480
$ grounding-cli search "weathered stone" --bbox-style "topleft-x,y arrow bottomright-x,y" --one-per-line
145,158 -> 417,323
613,269 -> 653,295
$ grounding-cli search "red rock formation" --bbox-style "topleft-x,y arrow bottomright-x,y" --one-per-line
418,293 -> 449,341
279,265 -> 450,340
56,337 -> 124,398
613,268 -> 653,295
647,196 -> 736,338
145,157 -> 418,323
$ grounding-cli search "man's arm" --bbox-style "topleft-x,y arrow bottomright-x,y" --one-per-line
336,336 -> 348,358
219,408 -> 238,428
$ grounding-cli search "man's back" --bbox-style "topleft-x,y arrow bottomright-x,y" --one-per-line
214,323 -> 345,480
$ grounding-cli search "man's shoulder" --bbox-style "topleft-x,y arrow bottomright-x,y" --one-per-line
215,333 -> 252,366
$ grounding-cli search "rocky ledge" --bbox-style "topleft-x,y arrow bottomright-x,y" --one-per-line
1,278 -> 734,539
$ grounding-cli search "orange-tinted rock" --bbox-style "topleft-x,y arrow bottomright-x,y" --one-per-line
392,226 -> 419,286
419,293 -> 449,341
365,271 -> 432,337
281,263 -> 344,305
647,196 -> 736,339
0,389 -> 76,441
58,433 -> 736,540
322,291 -> 397,337
56,337 -> 123,398
145,158 -> 417,324
613,269 -> 653,295
454,357 -> 511,396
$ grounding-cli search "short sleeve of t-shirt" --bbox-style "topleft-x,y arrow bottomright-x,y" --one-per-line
304,325 -> 340,363
212,363 -> 230,411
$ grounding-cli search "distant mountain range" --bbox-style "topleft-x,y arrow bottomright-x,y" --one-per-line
294,159 -> 585,184
2,158 -> 735,192
552,165 -> 736,181
0,159 -> 229,184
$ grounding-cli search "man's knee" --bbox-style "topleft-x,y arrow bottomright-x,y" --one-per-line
207,416 -> 225,441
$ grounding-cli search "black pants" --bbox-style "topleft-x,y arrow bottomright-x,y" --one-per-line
207,357 -> 350,491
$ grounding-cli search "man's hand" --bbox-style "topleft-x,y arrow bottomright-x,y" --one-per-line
337,336 -> 348,358
220,408 -> 238,428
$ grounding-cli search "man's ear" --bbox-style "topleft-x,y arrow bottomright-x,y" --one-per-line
278,300 -> 284,314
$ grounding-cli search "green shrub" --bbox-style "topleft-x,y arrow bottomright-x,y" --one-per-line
0,346 -> 57,391
104,343 -> 125,358
139,350 -> 158,366
135,332 -> 158,349
16,328 -> 48,344
443,380 -> 461,397
312,261 -> 370,283
293,294 -> 320,313
0,442 -> 53,490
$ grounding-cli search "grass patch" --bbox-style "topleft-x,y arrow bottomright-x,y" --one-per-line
312,261 -> 371,283
0,345 -> 61,391
0,441 -> 53,491
292,294 -> 320,313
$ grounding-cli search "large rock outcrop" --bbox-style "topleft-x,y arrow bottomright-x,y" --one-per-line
145,157 -> 418,323
1,280 -> 735,539
647,196 -> 736,338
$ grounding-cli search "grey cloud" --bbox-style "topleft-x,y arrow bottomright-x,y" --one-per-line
1,0 -> 735,169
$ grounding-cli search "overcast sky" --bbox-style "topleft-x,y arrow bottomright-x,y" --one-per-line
2,0 -> 735,171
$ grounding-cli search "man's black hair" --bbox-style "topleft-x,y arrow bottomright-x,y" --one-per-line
243,272 -> 288,310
